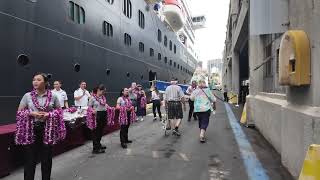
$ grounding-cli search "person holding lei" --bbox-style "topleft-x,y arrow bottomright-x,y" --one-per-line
15,72 -> 66,180
116,88 -> 136,149
87,84 -> 113,154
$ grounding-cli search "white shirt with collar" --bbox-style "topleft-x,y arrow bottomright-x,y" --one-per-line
52,89 -> 68,107
74,88 -> 91,107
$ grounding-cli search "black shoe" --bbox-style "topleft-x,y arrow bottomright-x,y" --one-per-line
92,149 -> 105,154
172,129 -> 181,136
121,143 -> 127,149
126,140 -> 133,143
188,118 -> 191,122
194,117 -> 198,121
100,145 -> 107,150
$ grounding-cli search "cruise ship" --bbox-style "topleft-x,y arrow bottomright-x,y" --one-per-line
0,0 -> 199,125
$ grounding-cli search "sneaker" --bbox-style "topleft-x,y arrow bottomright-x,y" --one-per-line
187,118 -> 191,122
200,137 -> 206,143
166,127 -> 171,130
126,140 -> 133,143
140,118 -> 144,122
92,149 -> 105,154
172,129 -> 181,136
153,117 -> 157,121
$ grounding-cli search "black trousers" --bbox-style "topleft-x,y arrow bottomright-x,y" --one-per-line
223,92 -> 228,102
188,99 -> 196,119
92,111 -> 107,150
24,122 -> 52,180
120,111 -> 131,143
152,100 -> 162,119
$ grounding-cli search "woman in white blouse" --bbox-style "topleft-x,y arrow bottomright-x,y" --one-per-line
151,87 -> 162,121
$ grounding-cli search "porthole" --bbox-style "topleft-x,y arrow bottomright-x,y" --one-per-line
106,69 -> 111,75
17,54 -> 30,67
47,73 -> 52,79
74,63 -> 81,72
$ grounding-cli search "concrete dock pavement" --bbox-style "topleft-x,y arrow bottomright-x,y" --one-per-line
3,99 -> 293,180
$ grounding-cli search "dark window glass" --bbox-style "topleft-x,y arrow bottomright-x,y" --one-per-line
106,0 -> 114,4
123,0 -> 132,18
164,57 -> 167,63
124,33 -> 131,46
174,62 -> 176,67
158,29 -> 162,42
139,42 -> 144,52
169,40 -> 172,50
174,45 -> 177,53
150,48 -> 154,56
69,1 -> 85,24
138,10 -> 145,29
103,21 -> 113,37
158,53 -> 162,60
169,59 -> 172,66
164,36 -> 167,47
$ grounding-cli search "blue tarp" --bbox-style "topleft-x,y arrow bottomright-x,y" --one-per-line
155,81 -> 189,93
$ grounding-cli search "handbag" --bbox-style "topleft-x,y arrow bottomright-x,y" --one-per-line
200,88 -> 216,110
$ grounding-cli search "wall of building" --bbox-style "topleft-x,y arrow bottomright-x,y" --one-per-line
246,0 -> 320,178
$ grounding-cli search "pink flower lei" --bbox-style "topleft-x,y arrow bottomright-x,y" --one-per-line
31,89 -> 52,111
92,94 -> 106,106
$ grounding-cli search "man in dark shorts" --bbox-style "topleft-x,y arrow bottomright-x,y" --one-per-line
164,78 -> 186,136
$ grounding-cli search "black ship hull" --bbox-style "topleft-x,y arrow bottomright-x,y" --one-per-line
0,0 -> 196,125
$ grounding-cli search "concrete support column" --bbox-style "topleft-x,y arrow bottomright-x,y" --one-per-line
232,51 -> 240,94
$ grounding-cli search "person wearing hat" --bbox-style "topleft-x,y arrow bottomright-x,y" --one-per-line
164,78 -> 186,136
190,79 -> 216,143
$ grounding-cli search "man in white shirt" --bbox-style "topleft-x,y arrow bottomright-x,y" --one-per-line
74,81 -> 91,107
164,78 -> 186,136
52,80 -> 69,108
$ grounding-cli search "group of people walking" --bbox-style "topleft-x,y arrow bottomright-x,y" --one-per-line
15,73 -> 216,180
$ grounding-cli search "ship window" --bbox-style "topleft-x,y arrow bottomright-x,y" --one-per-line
103,21 -> 113,37
74,63 -> 81,72
158,29 -> 162,42
138,10 -> 145,29
106,0 -> 114,4
124,33 -> 131,46
169,59 -> 172,66
158,53 -> 162,60
164,36 -> 167,47
174,62 -> 176,67
17,54 -> 30,67
150,48 -> 154,57
69,1 -> 85,24
139,42 -> 145,52
174,45 -> 177,53
123,0 -> 132,18
169,40 -> 172,50
106,69 -> 111,75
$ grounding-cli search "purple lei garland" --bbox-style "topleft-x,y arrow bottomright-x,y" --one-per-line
106,106 -> 115,126
86,107 -> 96,130
15,109 -> 34,145
118,97 -> 136,125
31,89 -> 52,111
44,108 -> 66,145
140,96 -> 147,108
92,94 -> 106,106
15,108 -> 66,145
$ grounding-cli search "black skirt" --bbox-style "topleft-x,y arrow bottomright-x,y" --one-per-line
167,101 -> 183,119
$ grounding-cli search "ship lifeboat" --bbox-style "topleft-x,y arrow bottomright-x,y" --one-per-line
163,0 -> 185,32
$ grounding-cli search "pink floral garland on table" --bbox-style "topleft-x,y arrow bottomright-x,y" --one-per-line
30,90 -> 52,111
44,108 -> 66,145
15,109 -> 66,145
106,106 -> 115,126
15,109 -> 34,145
66,107 -> 77,113
86,107 -> 96,130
